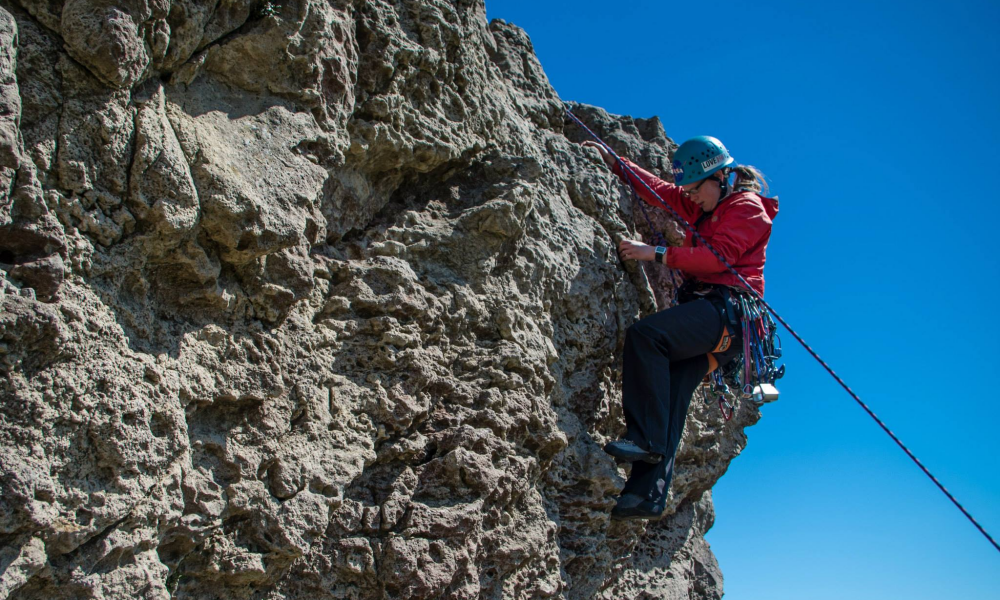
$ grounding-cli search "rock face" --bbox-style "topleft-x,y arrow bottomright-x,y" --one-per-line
0,1 -> 762,598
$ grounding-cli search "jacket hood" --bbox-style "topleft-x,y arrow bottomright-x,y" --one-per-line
727,190 -> 779,220
762,195 -> 779,220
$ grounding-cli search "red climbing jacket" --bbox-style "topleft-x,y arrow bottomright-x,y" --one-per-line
613,158 -> 779,296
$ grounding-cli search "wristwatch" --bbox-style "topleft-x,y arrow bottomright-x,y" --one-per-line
654,246 -> 666,265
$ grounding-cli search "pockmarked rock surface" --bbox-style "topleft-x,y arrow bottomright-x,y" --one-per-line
0,1 -> 764,598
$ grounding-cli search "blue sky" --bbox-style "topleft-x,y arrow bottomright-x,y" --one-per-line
485,1 -> 1000,597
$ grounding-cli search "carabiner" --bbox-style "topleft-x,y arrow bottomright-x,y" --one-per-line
719,396 -> 734,421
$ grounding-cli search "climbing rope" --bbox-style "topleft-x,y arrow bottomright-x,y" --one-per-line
565,107 -> 1000,554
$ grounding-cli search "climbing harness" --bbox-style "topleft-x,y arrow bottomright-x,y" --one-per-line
565,107 -> 1000,554
684,282 -> 785,422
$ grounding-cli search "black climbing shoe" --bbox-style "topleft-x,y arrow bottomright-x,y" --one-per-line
603,440 -> 662,464
610,494 -> 666,521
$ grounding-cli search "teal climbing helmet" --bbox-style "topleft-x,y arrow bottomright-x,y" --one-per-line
671,136 -> 735,186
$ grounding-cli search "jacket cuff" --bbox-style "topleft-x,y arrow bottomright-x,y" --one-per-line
611,158 -> 624,178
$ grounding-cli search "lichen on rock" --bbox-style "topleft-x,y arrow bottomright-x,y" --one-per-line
0,1 -> 764,598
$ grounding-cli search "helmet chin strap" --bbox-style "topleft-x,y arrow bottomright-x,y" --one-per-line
704,168 -> 736,212
719,169 -> 732,199
709,170 -> 732,208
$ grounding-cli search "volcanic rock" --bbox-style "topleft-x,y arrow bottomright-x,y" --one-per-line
0,1 -> 763,598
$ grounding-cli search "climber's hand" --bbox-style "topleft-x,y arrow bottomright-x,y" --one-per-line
618,239 -> 655,262
582,140 -> 616,169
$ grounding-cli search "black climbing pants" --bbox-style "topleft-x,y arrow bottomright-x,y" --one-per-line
619,298 -> 727,502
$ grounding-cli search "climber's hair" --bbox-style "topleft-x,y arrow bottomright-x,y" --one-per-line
731,164 -> 769,195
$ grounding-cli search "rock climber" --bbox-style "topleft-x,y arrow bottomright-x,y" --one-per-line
582,136 -> 779,520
